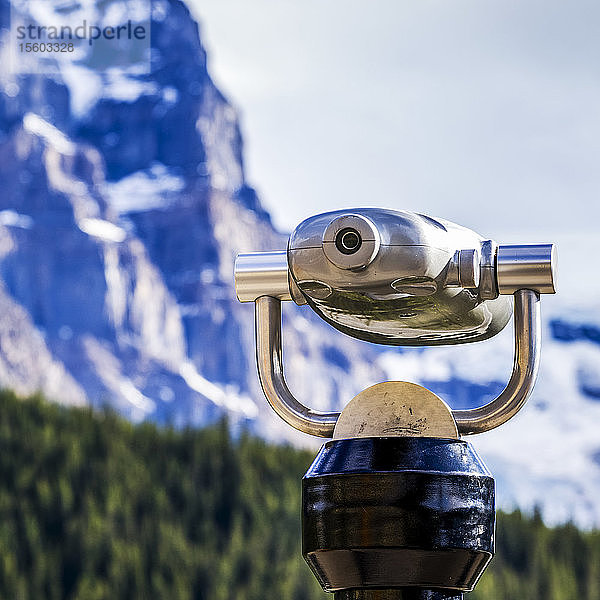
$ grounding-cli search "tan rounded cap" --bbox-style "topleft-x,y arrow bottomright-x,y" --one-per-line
333,381 -> 458,440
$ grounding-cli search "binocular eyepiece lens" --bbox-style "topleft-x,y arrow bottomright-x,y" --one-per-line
336,228 -> 362,255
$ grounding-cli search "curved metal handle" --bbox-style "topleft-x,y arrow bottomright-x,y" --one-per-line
453,289 -> 541,435
255,295 -> 339,437
254,289 -> 541,438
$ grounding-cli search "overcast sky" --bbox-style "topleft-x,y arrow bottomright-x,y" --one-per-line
191,0 -> 599,300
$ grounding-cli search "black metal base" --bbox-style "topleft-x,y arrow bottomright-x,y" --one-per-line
303,437 -> 494,594
334,590 -> 463,600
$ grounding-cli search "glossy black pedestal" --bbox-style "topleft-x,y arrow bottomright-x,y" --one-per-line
334,590 -> 463,600
303,437 -> 494,596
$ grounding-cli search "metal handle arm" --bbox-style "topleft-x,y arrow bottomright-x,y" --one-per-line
453,289 -> 541,435
255,295 -> 340,437
254,290 -> 540,438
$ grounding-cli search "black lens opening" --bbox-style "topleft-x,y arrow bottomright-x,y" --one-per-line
335,228 -> 362,255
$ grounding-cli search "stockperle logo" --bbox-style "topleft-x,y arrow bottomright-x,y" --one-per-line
9,0 -> 151,74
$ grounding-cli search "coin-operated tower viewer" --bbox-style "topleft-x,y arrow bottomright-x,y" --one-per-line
235,208 -> 556,600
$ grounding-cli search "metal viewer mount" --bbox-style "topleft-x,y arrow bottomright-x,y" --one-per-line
235,208 -> 556,599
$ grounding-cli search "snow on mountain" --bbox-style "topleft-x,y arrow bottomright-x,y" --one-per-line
0,0 -> 600,527
0,275 -> 86,406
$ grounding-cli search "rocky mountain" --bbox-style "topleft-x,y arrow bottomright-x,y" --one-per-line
0,0 -> 385,436
0,0 -> 600,527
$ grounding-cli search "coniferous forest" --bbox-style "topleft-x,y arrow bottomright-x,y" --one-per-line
0,390 -> 599,599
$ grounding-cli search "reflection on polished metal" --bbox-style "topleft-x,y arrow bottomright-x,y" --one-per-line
235,208 -> 557,437
478,239 -> 499,300
254,289 -> 541,437
303,437 -> 494,596
235,251 -> 306,305
334,591 -> 463,600
255,295 -> 339,437
497,244 -> 557,294
454,289 -> 540,435
322,213 -> 381,270
235,251 -> 293,303
458,248 -> 480,289
288,209 -> 514,346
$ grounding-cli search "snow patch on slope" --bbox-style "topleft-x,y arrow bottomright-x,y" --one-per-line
0,210 -> 33,230
103,163 -> 185,214
23,112 -> 75,155
179,361 -> 258,418
0,278 -> 86,406
79,218 -> 127,242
